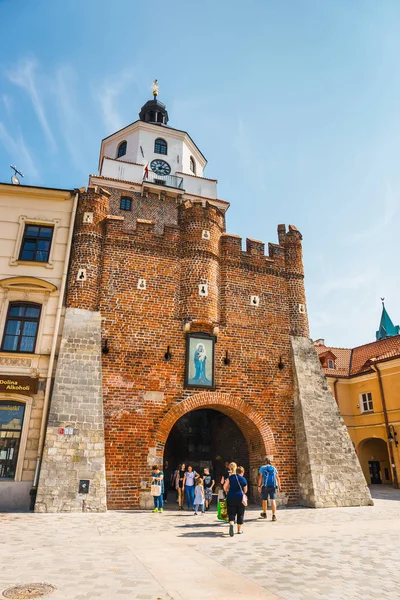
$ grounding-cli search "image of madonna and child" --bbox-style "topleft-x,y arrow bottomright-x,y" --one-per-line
174,464 -> 215,512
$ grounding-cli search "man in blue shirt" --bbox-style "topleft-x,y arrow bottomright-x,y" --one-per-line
258,457 -> 281,521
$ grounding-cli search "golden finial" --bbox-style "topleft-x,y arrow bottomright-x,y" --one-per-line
152,79 -> 159,98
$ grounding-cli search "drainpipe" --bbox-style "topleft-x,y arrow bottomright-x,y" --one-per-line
371,362 -> 398,489
33,189 -> 80,488
333,379 -> 339,406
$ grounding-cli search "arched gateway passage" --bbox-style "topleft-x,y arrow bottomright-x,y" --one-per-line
357,437 -> 392,485
155,392 -> 276,499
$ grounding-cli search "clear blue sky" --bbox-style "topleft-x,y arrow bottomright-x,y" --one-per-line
1,0 -> 399,348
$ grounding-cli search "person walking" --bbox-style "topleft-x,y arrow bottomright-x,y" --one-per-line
183,465 -> 197,510
175,463 -> 185,510
203,467 -> 215,510
258,457 -> 281,521
193,477 -> 205,515
151,464 -> 164,513
163,460 -> 172,504
223,462 -> 248,537
220,461 -> 231,486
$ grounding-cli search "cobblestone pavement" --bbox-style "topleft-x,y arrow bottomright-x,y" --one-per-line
1,486 -> 400,600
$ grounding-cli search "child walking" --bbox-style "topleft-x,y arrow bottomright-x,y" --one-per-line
194,477 -> 205,515
151,464 -> 164,513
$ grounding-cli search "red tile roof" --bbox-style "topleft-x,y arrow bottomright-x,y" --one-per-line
315,344 -> 352,376
314,335 -> 400,377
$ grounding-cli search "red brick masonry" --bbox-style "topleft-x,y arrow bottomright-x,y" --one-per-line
66,185 -> 309,509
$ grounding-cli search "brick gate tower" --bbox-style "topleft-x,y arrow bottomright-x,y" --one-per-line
36,84 -> 372,512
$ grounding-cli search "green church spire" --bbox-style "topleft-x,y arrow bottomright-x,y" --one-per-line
376,298 -> 400,340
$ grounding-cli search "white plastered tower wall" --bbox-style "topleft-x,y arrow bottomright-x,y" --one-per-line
100,122 -> 206,177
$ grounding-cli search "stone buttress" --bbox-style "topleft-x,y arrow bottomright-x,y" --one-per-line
282,225 -> 372,507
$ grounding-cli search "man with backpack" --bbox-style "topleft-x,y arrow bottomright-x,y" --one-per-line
258,457 -> 281,521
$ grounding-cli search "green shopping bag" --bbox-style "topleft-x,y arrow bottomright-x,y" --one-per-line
217,499 -> 229,522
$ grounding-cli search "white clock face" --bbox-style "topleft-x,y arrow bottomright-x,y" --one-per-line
150,159 -> 171,176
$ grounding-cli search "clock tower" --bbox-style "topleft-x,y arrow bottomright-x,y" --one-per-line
96,83 -> 224,207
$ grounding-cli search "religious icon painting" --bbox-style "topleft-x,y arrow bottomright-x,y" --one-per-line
184,332 -> 216,389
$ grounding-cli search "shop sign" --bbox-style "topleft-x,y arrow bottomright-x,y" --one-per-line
0,376 -> 39,395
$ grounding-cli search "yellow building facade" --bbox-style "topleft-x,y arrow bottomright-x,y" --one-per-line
0,182 -> 78,510
315,327 -> 400,488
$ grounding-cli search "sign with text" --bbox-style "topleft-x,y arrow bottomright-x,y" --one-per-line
0,376 -> 39,395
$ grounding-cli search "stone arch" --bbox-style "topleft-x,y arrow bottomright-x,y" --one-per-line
154,392 -> 276,497
356,437 -> 391,485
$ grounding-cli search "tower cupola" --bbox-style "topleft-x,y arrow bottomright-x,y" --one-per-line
139,79 -> 169,125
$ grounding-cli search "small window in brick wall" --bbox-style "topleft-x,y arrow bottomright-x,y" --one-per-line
120,197 -> 132,211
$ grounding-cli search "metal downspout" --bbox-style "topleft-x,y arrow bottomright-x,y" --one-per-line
33,190 -> 80,488
333,379 -> 339,406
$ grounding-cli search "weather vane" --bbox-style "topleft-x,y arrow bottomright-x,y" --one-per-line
10,165 -> 24,185
152,79 -> 159,98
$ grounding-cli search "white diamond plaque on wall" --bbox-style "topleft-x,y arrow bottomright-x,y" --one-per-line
77,268 -> 87,281
250,295 -> 260,307
83,212 -> 93,224
137,279 -> 147,290
199,283 -> 208,297
202,230 -> 211,240
299,303 -> 306,314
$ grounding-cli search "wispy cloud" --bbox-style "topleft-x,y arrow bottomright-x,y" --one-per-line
7,57 -> 57,151
96,69 -> 137,133
55,65 -> 88,173
0,122 -> 39,181
1,94 -> 13,119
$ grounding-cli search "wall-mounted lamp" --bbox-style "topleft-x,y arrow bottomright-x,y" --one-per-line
164,346 -> 172,362
102,339 -> 109,355
388,425 -> 398,447
278,356 -> 285,371
224,350 -> 230,366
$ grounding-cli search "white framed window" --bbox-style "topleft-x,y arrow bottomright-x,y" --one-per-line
327,359 -> 335,369
10,216 -> 61,269
360,392 -> 373,413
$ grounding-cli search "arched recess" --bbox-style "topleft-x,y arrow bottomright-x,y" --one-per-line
357,437 -> 391,485
154,392 -> 276,496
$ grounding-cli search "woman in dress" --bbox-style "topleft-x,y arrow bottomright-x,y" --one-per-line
223,462 -> 248,536
175,463 -> 185,510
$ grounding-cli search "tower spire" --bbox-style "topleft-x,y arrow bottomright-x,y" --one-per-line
376,298 -> 400,340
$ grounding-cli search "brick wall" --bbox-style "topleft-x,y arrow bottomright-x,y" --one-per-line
50,185 -> 311,510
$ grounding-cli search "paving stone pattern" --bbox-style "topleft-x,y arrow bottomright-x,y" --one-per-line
1,487 -> 399,600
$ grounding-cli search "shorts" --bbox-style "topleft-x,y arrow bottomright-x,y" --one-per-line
262,486 -> 276,500
205,488 -> 213,502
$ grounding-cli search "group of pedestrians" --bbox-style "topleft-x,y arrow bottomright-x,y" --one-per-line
150,462 -> 215,514
150,456 -> 281,536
